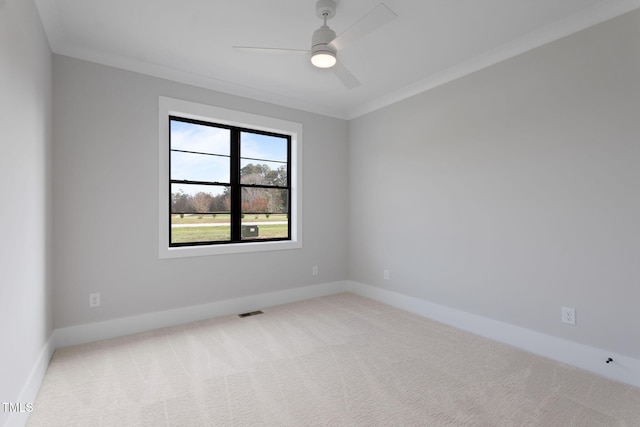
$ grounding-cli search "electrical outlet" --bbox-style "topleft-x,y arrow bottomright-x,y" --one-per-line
561,306 -> 575,325
312,265 -> 319,276
89,293 -> 101,308
383,269 -> 390,280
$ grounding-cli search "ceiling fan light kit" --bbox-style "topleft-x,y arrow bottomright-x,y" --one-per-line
232,0 -> 396,88
311,51 -> 337,68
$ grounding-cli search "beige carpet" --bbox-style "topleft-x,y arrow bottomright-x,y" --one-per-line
29,293 -> 640,426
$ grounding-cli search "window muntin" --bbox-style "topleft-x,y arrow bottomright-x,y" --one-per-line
169,116 -> 291,247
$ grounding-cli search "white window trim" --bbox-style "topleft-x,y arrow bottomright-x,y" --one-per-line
158,96 -> 302,258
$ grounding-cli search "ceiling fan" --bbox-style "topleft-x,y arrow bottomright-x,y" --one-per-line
232,0 -> 397,89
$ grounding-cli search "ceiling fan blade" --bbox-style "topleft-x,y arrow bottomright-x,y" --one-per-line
332,61 -> 361,89
328,3 -> 397,51
233,46 -> 309,55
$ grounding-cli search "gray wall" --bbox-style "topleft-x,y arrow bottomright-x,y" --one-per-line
348,10 -> 640,359
0,0 -> 53,422
52,56 -> 349,328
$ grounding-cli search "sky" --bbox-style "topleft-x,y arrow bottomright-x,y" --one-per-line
170,119 -> 287,196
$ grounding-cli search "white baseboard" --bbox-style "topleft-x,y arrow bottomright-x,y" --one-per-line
3,337 -> 55,427
53,281 -> 349,348
347,280 -> 640,389
50,280 -> 640,390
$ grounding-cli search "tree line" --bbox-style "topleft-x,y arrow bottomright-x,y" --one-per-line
171,164 -> 288,215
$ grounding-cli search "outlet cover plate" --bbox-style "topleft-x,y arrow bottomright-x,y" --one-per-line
89,293 -> 101,308
561,306 -> 576,325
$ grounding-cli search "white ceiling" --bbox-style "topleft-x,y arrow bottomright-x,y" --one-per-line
35,0 -> 639,119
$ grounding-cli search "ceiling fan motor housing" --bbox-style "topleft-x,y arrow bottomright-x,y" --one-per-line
311,25 -> 337,55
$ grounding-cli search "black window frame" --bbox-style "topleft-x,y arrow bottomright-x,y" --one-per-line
169,115 -> 292,247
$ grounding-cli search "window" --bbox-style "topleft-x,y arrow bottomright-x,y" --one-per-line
159,97 -> 302,258
170,116 -> 291,246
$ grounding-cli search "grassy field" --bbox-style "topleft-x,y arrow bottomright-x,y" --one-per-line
171,226 -> 231,243
170,216 -> 288,244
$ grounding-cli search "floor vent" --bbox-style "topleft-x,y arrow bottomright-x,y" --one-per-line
238,310 -> 264,318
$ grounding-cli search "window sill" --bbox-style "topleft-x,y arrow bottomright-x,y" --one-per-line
160,239 -> 302,259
